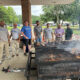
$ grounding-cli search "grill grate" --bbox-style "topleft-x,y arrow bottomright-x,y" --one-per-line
36,47 -> 77,64
35,41 -> 80,79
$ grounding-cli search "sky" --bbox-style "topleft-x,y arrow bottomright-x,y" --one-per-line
10,5 -> 43,16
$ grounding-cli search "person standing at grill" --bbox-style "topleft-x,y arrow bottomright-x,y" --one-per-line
34,21 -> 42,45
21,21 -> 32,56
0,21 -> 10,64
10,23 -> 21,57
43,23 -> 53,43
65,24 -> 73,40
54,24 -> 64,43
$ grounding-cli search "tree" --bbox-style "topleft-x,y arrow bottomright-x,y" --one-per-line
0,6 -> 9,23
40,0 -> 80,26
7,7 -> 19,23
41,5 -> 67,24
17,15 -> 22,24
0,6 -> 19,24
32,15 -> 40,24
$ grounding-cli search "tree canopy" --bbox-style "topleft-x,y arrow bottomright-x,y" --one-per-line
0,6 -> 18,24
40,0 -> 80,25
32,15 -> 40,24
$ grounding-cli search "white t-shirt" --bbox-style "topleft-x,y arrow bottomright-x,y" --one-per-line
11,28 -> 21,39
44,28 -> 53,39
0,27 -> 8,42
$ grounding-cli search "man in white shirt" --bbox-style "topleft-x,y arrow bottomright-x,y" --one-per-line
0,21 -> 10,64
10,23 -> 21,57
44,23 -> 53,43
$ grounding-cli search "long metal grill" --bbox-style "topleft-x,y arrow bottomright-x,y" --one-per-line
35,41 -> 80,80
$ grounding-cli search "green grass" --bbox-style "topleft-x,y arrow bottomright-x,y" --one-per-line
42,25 -> 79,29
7,26 -> 80,35
43,25 -> 80,35
73,30 -> 80,35
7,26 -> 22,31
7,26 -> 34,31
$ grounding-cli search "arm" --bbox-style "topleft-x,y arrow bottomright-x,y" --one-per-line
52,32 -> 54,41
54,29 -> 58,37
18,30 -> 21,43
10,30 -> 12,39
21,27 -> 29,39
51,28 -> 54,41
70,29 -> 73,40
43,30 -> 45,42
62,29 -> 65,35
41,27 -> 43,34
60,29 -> 65,36
34,27 -> 37,40
10,33 -> 12,39
21,32 -> 28,39
18,34 -> 21,43
8,33 -> 10,45
70,34 -> 73,40
31,29 -> 33,40
62,32 -> 65,35
6,29 -> 10,44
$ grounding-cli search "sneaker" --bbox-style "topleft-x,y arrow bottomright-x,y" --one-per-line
12,55 -> 15,57
24,53 -> 27,56
0,60 -> 2,64
16,54 -> 19,56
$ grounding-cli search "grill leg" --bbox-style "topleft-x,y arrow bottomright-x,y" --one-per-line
26,52 -> 36,80
27,76 -> 30,80
62,78 -> 66,80
66,79 -> 71,80
71,78 -> 78,80
25,52 -> 31,80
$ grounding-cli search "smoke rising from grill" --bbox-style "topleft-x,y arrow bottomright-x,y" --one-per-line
45,40 -> 80,55
56,40 -> 80,55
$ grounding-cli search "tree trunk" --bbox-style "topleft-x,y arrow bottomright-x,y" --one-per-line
56,14 -> 59,25
72,21 -> 74,27
79,16 -> 80,29
56,6 -> 60,25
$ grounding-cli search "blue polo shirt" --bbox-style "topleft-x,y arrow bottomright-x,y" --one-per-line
21,26 -> 31,39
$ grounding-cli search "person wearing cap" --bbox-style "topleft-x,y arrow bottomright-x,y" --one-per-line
43,23 -> 53,43
21,21 -> 32,56
0,21 -> 10,64
65,24 -> 73,40
54,24 -> 64,43
34,21 -> 42,45
10,23 -> 21,57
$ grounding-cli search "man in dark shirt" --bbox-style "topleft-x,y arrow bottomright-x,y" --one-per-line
34,21 -> 42,45
65,24 -> 73,40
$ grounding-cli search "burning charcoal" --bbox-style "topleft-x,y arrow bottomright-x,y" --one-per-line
49,54 -> 55,59
76,56 -> 80,59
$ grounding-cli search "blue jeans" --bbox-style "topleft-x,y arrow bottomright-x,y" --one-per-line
36,37 -> 42,43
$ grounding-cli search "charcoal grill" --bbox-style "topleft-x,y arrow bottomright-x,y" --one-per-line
25,41 -> 80,80
35,44 -> 80,80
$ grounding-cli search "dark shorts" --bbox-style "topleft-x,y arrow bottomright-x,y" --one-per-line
23,39 -> 31,46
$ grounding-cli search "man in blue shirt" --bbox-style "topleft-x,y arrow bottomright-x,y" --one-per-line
21,21 -> 32,56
